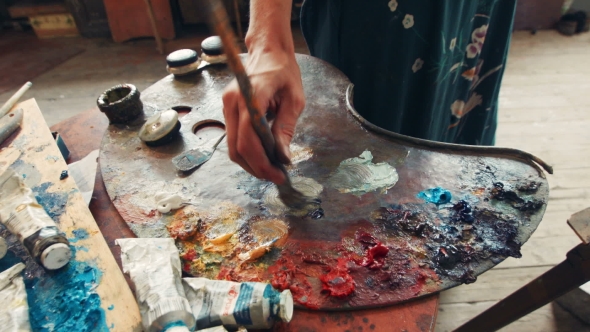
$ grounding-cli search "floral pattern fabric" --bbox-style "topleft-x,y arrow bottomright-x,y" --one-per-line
301,0 -> 517,145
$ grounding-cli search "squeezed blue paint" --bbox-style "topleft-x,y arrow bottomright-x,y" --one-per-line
108,305 -> 114,311
25,246 -> 109,332
33,182 -> 70,220
22,174 -> 26,179
70,229 -> 90,243
417,187 -> 452,205
162,321 -> 189,331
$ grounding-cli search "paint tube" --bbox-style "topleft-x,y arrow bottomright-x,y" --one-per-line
0,263 -> 32,331
116,238 -> 196,332
0,169 -> 71,270
183,278 -> 293,330
0,236 -> 7,259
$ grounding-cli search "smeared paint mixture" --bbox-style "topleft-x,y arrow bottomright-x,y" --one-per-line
166,179 -> 543,309
328,150 -> 398,195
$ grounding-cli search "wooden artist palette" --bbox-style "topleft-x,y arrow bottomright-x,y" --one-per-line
100,55 -> 551,310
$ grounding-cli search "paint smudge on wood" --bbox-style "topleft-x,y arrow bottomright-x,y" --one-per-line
69,229 -> 90,243
33,182 -> 71,220
26,246 -> 109,332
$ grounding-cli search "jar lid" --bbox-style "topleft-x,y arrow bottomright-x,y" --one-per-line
201,36 -> 224,56
40,243 -> 72,270
278,289 -> 294,323
166,49 -> 199,67
138,110 -> 180,144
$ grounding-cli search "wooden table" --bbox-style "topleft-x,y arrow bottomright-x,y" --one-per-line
51,107 -> 440,332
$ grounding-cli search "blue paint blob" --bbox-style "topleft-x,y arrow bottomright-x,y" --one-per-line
25,246 -> 110,332
417,187 -> 452,205
69,229 -> 90,243
108,305 -> 114,311
162,321 -> 188,331
33,182 -> 70,220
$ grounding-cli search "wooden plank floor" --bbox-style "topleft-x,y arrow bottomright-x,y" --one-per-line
436,30 -> 590,332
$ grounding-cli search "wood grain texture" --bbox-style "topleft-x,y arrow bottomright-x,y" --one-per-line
0,99 -> 141,331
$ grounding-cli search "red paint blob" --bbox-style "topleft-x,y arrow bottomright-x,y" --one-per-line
181,248 -> 198,261
319,258 -> 355,297
268,257 -> 320,309
355,231 -> 390,269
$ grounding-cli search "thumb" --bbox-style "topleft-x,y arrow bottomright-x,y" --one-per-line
272,98 -> 303,165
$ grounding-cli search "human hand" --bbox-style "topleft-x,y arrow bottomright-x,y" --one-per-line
222,48 -> 305,185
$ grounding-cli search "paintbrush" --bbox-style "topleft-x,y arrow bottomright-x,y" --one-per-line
204,0 -> 319,211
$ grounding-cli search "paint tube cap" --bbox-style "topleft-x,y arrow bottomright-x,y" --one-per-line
278,289 -> 294,323
201,36 -> 223,56
166,49 -> 198,67
163,326 -> 190,332
0,237 -> 7,259
40,243 -> 72,270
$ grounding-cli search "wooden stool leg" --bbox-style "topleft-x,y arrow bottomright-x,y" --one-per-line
144,0 -> 164,54
454,243 -> 590,332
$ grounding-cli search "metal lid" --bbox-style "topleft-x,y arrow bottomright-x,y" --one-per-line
138,110 -> 179,143
166,49 -> 199,67
40,243 -> 72,270
278,289 -> 294,323
201,36 -> 223,56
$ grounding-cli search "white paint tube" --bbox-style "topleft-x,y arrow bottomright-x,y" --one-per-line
0,236 -> 7,259
0,169 -> 71,270
116,238 -> 196,332
183,278 -> 293,330
0,263 -> 32,331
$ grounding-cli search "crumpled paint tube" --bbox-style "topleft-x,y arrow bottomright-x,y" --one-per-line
116,238 -> 196,332
183,278 -> 293,330
0,263 -> 32,331
0,169 -> 71,270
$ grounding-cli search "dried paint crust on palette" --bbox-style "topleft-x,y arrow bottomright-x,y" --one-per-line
99,54 -> 551,310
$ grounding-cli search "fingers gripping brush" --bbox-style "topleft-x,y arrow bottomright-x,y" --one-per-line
204,0 -> 321,214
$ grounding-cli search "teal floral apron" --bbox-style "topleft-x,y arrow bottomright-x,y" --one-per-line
300,0 -> 517,145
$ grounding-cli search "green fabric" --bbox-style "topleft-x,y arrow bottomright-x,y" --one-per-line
300,0 -> 517,145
